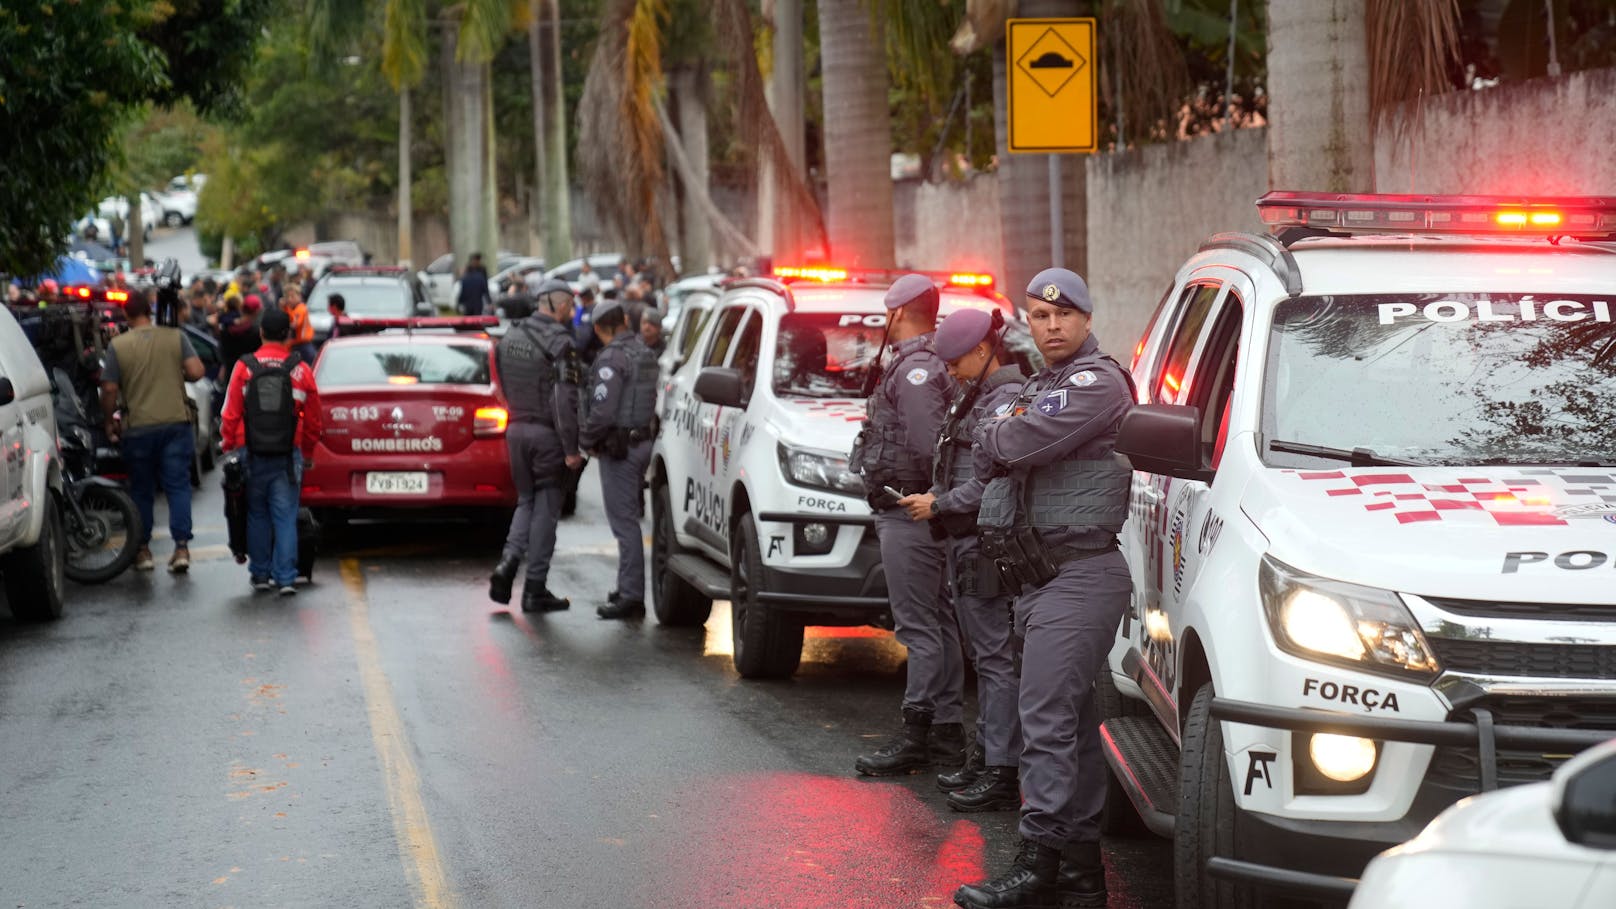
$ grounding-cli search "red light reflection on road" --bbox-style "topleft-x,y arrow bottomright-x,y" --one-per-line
655,772 -> 984,908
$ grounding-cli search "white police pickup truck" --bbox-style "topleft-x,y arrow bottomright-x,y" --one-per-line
649,267 -> 1031,679
0,305 -> 67,620
1098,192 -> 1616,907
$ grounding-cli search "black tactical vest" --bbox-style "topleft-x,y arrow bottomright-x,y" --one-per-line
850,342 -> 934,490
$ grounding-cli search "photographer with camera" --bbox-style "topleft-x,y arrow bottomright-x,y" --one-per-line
99,270 -> 206,573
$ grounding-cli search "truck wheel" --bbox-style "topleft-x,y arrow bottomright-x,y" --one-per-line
1096,671 -> 1150,837
3,497 -> 67,621
651,482 -> 711,627
1175,685 -> 1255,909
728,512 -> 803,680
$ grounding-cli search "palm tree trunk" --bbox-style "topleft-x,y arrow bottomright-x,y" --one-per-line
398,87 -> 414,266
669,66 -> 712,275
816,0 -> 894,268
761,0 -> 807,264
541,0 -> 572,263
1268,0 -> 1372,191
994,0 -> 1086,293
126,193 -> 144,266
481,60 -> 499,264
528,2 -> 548,257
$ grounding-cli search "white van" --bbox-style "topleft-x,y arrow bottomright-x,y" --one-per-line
0,306 -> 67,619
1101,192 -> 1616,907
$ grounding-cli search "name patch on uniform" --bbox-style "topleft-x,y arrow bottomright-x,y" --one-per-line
993,402 -> 1013,416
598,366 -> 615,380
1036,389 -> 1068,415
906,368 -> 929,385
1069,370 -> 1097,387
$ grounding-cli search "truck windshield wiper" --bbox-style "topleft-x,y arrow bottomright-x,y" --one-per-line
1268,440 -> 1430,468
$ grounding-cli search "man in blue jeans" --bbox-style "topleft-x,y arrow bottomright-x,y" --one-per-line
100,295 -> 207,572
220,309 -> 323,595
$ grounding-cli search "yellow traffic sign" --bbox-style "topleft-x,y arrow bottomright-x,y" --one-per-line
1007,18 -> 1098,154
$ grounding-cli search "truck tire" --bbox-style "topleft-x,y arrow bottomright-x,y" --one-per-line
651,481 -> 712,627
3,498 -> 67,621
1174,685 -> 1255,909
728,512 -> 803,680
1096,670 -> 1151,837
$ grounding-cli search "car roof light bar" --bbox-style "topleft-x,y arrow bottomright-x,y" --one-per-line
770,264 -> 996,290
335,315 -> 498,335
1257,191 -> 1616,239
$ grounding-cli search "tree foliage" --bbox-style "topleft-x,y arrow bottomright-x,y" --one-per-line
0,0 -> 274,277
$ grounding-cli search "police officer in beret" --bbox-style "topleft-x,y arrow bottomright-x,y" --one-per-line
580,298 -> 661,620
488,279 -> 584,612
953,268 -> 1134,909
849,273 -> 967,776
896,306 -> 1026,809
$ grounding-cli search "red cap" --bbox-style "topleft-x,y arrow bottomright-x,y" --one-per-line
243,294 -> 263,313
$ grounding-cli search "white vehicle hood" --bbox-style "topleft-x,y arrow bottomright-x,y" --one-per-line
1243,465 -> 1616,604
769,396 -> 867,455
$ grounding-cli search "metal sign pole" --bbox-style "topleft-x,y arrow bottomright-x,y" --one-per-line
1049,153 -> 1063,268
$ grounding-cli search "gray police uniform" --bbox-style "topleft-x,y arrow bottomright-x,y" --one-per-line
932,366 -> 1026,767
853,332 -> 965,725
496,311 -> 581,585
579,331 -> 660,602
977,332 -> 1134,850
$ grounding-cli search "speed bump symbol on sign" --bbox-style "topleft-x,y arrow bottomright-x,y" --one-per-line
1007,18 -> 1098,153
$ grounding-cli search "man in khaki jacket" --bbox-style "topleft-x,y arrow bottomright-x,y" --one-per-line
100,294 -> 206,572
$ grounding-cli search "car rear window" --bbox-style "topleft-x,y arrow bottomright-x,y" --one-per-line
310,279 -> 411,317
317,342 -> 492,387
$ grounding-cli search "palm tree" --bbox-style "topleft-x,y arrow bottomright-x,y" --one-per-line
529,0 -> 572,265
816,0 -> 895,268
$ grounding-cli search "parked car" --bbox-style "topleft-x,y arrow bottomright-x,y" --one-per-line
0,305 -> 67,620
97,194 -> 161,239
308,267 -> 435,342
418,249 -> 521,311
156,189 -> 197,227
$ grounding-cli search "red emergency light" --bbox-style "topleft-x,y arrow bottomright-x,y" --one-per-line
773,265 -> 849,283
1257,192 -> 1616,239
771,265 -> 997,290
336,315 -> 499,335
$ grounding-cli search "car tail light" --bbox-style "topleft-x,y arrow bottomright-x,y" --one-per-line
473,406 -> 508,437
106,290 -> 128,303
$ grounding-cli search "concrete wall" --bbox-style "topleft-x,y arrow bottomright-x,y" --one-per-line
893,173 -> 1004,279
1084,127 -> 1269,352
1374,67 -> 1616,195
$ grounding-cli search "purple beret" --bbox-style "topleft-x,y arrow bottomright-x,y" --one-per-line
883,273 -> 939,312
934,308 -> 995,362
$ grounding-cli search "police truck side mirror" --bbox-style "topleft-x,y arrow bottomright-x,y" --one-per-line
694,367 -> 747,408
415,301 -> 435,316
1116,403 -> 1213,483
0,378 -> 13,406
1552,741 -> 1616,850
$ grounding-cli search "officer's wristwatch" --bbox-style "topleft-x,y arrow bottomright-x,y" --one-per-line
929,499 -> 940,516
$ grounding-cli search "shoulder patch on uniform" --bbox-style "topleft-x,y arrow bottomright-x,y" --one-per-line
993,402 -> 1012,416
598,365 -> 615,380
1036,389 -> 1068,415
906,368 -> 929,385
1069,370 -> 1097,387
593,384 -> 608,401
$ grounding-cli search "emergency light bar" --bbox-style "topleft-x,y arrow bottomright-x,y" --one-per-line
328,265 -> 407,275
59,285 -> 129,304
770,265 -> 996,290
336,315 -> 498,334
1257,191 -> 1616,239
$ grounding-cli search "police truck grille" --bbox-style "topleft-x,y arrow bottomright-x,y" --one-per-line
1424,596 -> 1616,623
1428,695 -> 1616,787
1427,638 -> 1616,678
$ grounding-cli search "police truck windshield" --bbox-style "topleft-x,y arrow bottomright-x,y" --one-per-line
773,312 -> 884,397
1263,294 -> 1616,467
317,343 -> 492,387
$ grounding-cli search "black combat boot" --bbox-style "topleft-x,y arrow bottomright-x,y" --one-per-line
488,554 -> 520,605
953,840 -> 1061,909
947,765 -> 1021,813
1054,841 -> 1106,909
597,597 -> 646,620
937,740 -> 986,792
931,722 -> 967,768
521,586 -> 571,613
855,709 -> 933,776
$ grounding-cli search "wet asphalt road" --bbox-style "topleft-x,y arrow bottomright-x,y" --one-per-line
0,466 -> 1173,908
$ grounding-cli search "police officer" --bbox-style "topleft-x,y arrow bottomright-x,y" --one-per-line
896,307 -> 1025,809
953,269 -> 1134,909
579,298 -> 660,620
488,279 -> 584,613
849,274 -> 967,776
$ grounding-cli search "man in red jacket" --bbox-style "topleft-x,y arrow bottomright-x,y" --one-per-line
219,309 -> 324,595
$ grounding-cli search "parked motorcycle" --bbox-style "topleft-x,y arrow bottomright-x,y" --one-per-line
51,370 -> 141,584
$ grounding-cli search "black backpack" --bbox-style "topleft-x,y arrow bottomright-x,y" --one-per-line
242,352 -> 301,456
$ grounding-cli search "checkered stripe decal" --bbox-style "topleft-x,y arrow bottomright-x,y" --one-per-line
1285,469 -> 1616,526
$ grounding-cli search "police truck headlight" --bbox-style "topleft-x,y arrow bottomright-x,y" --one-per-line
1259,556 -> 1439,679
778,444 -> 865,495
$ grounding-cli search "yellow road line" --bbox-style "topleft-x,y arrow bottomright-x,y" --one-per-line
341,558 -> 458,909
